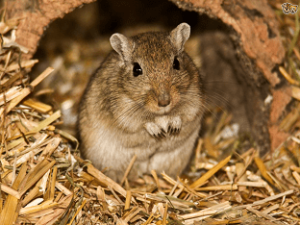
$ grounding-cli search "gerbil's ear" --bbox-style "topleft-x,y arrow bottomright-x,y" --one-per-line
110,33 -> 133,62
169,23 -> 191,53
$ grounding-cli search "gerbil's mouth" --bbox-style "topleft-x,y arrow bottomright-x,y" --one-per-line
145,92 -> 180,115
145,102 -> 173,115
156,105 -> 172,114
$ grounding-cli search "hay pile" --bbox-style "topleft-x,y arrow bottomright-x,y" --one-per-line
0,2 -> 300,225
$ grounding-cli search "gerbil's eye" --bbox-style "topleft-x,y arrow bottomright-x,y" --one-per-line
133,63 -> 143,77
173,57 -> 180,70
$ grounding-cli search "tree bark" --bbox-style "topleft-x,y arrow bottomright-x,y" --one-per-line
4,0 -> 97,57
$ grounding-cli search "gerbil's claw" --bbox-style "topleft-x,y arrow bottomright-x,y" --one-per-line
168,127 -> 181,135
168,116 -> 182,135
157,130 -> 166,139
167,126 -> 172,134
157,134 -> 162,140
145,122 -> 166,139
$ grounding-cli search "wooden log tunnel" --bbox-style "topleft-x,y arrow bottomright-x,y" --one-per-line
5,0 -> 287,154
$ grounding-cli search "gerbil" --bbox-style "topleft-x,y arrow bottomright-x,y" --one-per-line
78,23 -> 204,181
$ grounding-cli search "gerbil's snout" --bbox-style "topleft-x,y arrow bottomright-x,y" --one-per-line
158,90 -> 171,107
145,80 -> 176,114
158,98 -> 170,107
157,82 -> 171,108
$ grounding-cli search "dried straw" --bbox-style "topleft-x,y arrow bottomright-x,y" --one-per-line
0,2 -> 300,225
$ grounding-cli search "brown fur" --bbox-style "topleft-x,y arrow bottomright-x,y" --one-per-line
78,23 -> 204,181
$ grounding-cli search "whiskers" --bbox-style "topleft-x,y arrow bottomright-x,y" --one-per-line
204,86 -> 233,110
110,93 -> 149,130
204,92 -> 231,111
179,90 -> 206,116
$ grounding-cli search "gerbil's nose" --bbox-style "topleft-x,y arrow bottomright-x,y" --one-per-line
158,99 -> 170,107
157,83 -> 171,107
158,96 -> 170,107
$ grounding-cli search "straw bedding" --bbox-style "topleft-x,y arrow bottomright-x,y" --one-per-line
0,2 -> 300,224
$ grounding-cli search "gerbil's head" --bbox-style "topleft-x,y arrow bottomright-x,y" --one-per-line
110,23 -> 201,115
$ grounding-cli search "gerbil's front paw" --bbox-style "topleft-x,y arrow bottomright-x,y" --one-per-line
145,122 -> 166,139
168,116 -> 182,135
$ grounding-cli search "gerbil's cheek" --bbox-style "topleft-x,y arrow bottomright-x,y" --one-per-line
144,93 -> 160,112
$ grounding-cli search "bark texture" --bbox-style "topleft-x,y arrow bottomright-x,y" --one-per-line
5,0 -> 97,57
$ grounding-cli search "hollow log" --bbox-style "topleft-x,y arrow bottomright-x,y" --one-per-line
4,0 -> 288,154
